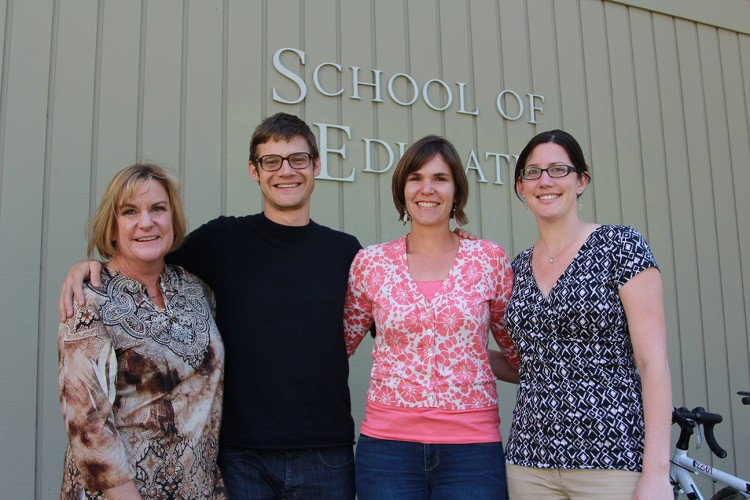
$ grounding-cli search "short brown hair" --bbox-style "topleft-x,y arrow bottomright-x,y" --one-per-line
391,135 -> 469,226
248,112 -> 319,163
87,164 -> 186,260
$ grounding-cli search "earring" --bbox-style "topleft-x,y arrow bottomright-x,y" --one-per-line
450,203 -> 456,219
402,208 -> 410,225
578,196 -> 582,211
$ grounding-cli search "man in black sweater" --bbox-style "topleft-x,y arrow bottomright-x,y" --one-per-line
59,113 -> 360,499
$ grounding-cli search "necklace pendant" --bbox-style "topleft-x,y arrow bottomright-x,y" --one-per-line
548,257 -> 555,263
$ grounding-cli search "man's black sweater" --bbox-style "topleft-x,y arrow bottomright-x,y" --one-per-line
168,212 -> 361,449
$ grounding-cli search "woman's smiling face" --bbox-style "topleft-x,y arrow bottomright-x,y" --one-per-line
516,142 -> 587,221
404,154 -> 456,229
112,179 -> 174,267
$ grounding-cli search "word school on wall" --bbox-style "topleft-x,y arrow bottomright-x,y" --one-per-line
272,48 -> 544,185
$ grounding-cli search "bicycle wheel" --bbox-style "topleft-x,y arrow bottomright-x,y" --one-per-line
710,486 -> 746,499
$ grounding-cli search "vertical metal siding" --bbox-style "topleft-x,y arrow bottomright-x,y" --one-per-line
0,1 -> 54,498
0,0 -> 747,496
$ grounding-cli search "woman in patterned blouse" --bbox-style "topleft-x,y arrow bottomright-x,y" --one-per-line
504,130 -> 672,499
57,164 -> 226,499
344,135 -> 520,499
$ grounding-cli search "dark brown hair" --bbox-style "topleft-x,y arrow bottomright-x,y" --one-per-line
513,129 -> 592,200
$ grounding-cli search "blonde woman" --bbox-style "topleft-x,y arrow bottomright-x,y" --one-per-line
58,164 -> 226,499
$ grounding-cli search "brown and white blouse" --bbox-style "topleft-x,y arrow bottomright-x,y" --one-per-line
58,265 -> 226,499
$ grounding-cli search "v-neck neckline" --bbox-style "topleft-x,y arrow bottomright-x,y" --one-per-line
530,225 -> 603,300
402,236 -> 463,303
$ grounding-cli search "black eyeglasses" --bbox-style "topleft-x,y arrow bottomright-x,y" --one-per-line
254,152 -> 314,172
520,164 -> 577,180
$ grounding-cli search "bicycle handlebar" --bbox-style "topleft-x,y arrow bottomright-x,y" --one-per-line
672,406 -> 727,459
672,406 -> 723,425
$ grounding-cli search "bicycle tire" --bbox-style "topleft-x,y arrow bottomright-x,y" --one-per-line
710,486 -> 746,499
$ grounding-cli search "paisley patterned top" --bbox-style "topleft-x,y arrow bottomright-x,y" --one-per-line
344,236 -> 519,411
58,265 -> 226,499
504,225 -> 658,471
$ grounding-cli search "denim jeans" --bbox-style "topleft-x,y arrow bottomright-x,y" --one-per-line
355,434 -> 508,500
217,445 -> 355,499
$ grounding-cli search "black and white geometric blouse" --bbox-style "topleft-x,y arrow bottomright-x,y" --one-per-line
504,225 -> 658,472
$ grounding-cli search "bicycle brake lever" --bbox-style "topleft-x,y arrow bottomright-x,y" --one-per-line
695,422 -> 703,449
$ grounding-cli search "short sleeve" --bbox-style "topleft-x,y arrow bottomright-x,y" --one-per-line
614,226 -> 659,289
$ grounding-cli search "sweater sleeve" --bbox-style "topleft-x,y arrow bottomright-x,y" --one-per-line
488,244 -> 520,369
58,294 -> 134,491
343,249 -> 374,357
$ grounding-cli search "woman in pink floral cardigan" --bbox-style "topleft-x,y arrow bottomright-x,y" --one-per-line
344,135 -> 519,500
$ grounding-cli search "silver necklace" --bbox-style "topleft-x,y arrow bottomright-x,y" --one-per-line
539,224 -> 585,264
542,236 -> 575,264
546,247 -> 565,264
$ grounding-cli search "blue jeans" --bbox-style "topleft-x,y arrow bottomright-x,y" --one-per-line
355,434 -> 508,500
218,446 -> 355,499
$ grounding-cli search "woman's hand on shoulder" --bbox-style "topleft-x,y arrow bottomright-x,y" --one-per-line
59,260 -> 102,321
454,227 -> 477,240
